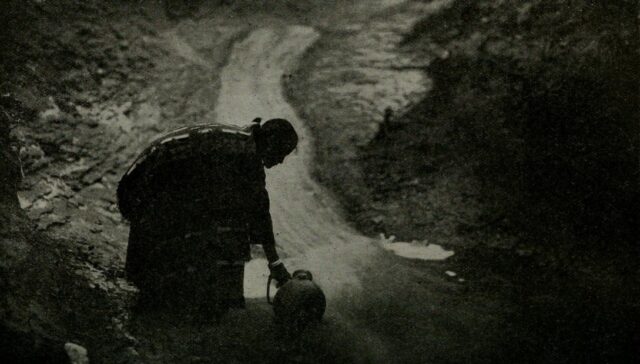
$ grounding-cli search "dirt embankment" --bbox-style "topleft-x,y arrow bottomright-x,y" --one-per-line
289,1 -> 639,362
401,6 -> 640,360
0,1 -> 168,361
397,1 -> 639,255
1,0 -> 270,359
287,0 -> 459,244
291,0 -> 639,256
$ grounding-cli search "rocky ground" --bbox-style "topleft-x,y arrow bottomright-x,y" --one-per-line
1,1 -> 162,361
0,1 -> 253,362
1,0 -> 638,363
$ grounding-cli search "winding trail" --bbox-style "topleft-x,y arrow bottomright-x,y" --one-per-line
217,27 -> 381,298
209,23 -> 504,364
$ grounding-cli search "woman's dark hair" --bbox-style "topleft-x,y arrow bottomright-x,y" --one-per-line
259,118 -> 298,156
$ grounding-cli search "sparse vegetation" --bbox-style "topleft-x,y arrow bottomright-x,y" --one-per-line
375,0 -> 639,254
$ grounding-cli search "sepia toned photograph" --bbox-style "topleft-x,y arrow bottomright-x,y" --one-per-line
0,1 -> 638,363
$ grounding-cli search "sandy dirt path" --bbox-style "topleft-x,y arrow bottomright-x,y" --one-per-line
211,24 -> 509,364
217,26 -> 380,299
216,27 -> 397,361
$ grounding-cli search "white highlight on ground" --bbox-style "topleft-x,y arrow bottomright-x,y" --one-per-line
380,234 -> 454,261
243,258 -> 275,299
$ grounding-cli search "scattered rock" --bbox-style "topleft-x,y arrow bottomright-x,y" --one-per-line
40,97 -> 64,122
401,178 -> 420,186
90,226 -> 103,234
64,342 -> 89,364
124,346 -> 140,359
30,199 -> 52,212
516,248 -> 533,257
36,213 -> 68,230
17,194 -> 33,209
